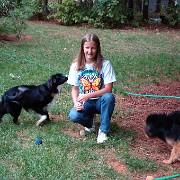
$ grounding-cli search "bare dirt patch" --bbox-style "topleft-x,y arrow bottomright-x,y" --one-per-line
104,147 -> 127,174
50,114 -> 65,121
0,33 -> 32,43
62,128 -> 81,138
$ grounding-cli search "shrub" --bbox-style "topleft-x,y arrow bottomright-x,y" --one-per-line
49,0 -> 127,28
32,0 -> 50,20
0,0 -> 35,40
88,0 -> 128,28
165,4 -> 180,27
49,0 -> 92,25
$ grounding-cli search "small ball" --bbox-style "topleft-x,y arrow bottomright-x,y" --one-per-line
35,138 -> 42,145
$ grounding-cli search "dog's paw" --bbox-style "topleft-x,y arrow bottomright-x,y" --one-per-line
36,115 -> 47,126
36,121 -> 43,126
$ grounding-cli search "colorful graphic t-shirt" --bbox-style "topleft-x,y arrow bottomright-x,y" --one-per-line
67,60 -> 116,96
79,69 -> 103,94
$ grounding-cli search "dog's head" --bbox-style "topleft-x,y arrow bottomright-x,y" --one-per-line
47,73 -> 68,94
144,113 -> 167,138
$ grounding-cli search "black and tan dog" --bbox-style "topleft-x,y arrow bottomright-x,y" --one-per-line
144,111 -> 180,164
0,73 -> 68,126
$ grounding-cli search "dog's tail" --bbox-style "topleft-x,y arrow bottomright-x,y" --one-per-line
3,87 -> 29,105
2,86 -> 30,107
0,95 -> 19,118
3,94 -> 22,105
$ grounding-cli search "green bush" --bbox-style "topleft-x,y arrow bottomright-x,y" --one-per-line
165,4 -> 180,27
32,0 -> 50,20
0,0 -> 35,40
88,0 -> 127,28
49,0 -> 127,28
49,0 -> 92,25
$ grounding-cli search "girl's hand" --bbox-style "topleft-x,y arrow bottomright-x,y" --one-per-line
74,101 -> 84,111
76,94 -> 89,103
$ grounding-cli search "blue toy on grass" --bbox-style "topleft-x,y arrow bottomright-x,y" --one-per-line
35,138 -> 42,145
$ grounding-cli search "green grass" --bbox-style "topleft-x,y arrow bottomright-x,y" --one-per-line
0,22 -> 179,179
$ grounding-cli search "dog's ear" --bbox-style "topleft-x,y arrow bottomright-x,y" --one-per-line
47,74 -> 67,88
52,74 -> 63,84
47,74 -> 60,87
49,76 -> 55,84
51,74 -> 60,82
47,76 -> 54,88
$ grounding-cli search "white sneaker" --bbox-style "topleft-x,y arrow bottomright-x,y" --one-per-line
97,129 -> 108,143
84,114 -> 96,132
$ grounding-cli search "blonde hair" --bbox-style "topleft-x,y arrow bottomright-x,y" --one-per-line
73,33 -> 104,72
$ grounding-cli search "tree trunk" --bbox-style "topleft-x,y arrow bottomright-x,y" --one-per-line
136,0 -> 142,12
128,0 -> 134,20
155,0 -> 161,13
143,0 -> 149,20
168,0 -> 174,6
42,0 -> 50,17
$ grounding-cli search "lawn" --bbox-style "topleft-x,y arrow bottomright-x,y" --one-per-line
0,21 -> 179,180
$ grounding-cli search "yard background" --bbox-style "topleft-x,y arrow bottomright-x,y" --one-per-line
0,21 -> 179,179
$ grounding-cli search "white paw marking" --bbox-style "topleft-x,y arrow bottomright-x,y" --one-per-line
36,115 -> 47,126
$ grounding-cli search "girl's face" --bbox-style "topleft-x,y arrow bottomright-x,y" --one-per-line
83,41 -> 97,63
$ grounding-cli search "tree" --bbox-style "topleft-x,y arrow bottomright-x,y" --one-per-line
127,0 -> 134,20
136,0 -> 142,12
143,0 -> 149,20
168,0 -> 174,6
35,0 -> 50,19
42,0 -> 50,17
155,0 -> 161,13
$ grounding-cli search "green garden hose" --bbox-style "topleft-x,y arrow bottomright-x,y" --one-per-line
146,174 -> 180,180
125,91 -> 180,99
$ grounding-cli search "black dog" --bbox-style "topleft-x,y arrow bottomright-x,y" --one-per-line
0,73 -> 68,126
144,111 -> 180,164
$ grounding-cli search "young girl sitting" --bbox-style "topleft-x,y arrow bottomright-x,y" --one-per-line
67,33 -> 116,143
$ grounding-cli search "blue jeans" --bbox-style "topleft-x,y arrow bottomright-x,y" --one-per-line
68,93 -> 115,133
